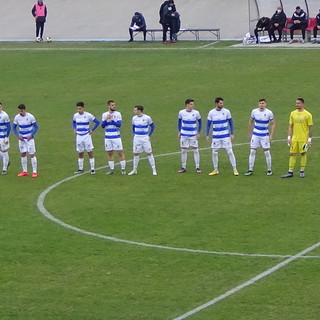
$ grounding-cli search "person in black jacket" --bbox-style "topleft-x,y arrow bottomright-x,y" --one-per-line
159,0 -> 176,43
171,11 -> 181,41
270,6 -> 287,42
312,9 -> 320,43
254,17 -> 272,44
128,12 -> 147,42
289,6 -> 308,43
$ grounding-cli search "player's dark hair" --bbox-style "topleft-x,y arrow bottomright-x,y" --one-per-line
107,100 -> 115,105
215,97 -> 224,104
18,104 -> 26,110
135,105 -> 144,112
259,98 -> 266,102
76,101 -> 85,107
297,98 -> 305,104
185,98 -> 194,105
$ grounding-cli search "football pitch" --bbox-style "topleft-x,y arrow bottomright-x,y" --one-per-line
1,41 -> 320,320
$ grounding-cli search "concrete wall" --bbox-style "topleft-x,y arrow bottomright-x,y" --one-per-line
0,0 -> 251,41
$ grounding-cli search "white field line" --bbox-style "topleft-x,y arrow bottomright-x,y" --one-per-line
196,41 -> 220,49
36,138 -> 320,260
173,241 -> 320,320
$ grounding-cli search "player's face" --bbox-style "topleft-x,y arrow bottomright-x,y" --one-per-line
295,100 -> 304,110
19,108 -> 26,116
77,106 -> 84,114
186,102 -> 194,111
258,101 -> 266,110
133,107 -> 140,115
216,100 -> 224,109
108,102 -> 116,112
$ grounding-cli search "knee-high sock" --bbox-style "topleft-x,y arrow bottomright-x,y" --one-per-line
2,151 -> 9,171
31,157 -> 37,173
21,156 -> 27,172
133,155 -> 139,169
120,160 -> 126,170
249,149 -> 256,171
289,155 -> 296,171
148,155 -> 156,169
108,161 -> 115,170
89,158 -> 95,170
181,149 -> 187,169
227,148 -> 237,170
193,148 -> 200,168
78,158 -> 84,170
212,149 -> 219,171
264,150 -> 272,171
300,154 -> 307,170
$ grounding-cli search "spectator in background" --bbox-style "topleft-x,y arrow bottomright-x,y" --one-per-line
254,17 -> 272,44
159,0 -> 176,43
171,11 -> 181,41
128,12 -> 147,42
312,9 -> 320,43
289,6 -> 308,44
270,6 -> 287,42
31,0 -> 47,42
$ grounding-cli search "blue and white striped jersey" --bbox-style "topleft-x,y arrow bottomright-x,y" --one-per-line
73,111 -> 96,136
251,108 -> 274,137
132,114 -> 153,136
0,110 -> 10,138
102,111 -> 122,139
178,109 -> 201,137
13,112 -> 36,139
207,108 -> 232,139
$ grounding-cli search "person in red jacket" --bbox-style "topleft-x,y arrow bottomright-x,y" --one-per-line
31,0 -> 47,42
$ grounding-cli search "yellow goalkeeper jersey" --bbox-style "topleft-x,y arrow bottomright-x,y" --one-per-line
289,109 -> 313,141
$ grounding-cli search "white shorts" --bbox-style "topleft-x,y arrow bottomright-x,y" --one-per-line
105,138 -> 123,151
180,136 -> 198,148
76,134 -> 94,153
19,139 -> 36,154
0,138 -> 10,151
211,137 -> 232,149
250,135 -> 270,149
133,135 -> 152,154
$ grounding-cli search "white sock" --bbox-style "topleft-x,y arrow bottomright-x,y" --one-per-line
148,154 -> 156,169
31,156 -> 37,173
120,160 -> 126,170
227,148 -> 237,170
133,156 -> 139,170
249,149 -> 256,171
21,157 -> 27,172
108,161 -> 114,170
181,149 -> 187,168
193,148 -> 200,168
212,149 -> 219,171
78,158 -> 84,170
2,152 -> 9,171
89,158 -> 95,170
264,150 -> 272,171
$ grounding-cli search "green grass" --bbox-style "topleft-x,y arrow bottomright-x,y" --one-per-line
1,41 -> 320,320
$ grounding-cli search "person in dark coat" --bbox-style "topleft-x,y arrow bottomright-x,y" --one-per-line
159,0 -> 176,43
270,6 -> 287,42
312,9 -> 320,43
289,6 -> 308,43
128,12 -> 147,42
31,0 -> 47,41
171,11 -> 181,41
254,17 -> 272,44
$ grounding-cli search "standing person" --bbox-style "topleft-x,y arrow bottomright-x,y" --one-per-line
0,102 -> 11,175
12,104 -> 39,178
171,11 -> 181,41
128,12 -> 147,42
244,99 -> 276,176
206,97 -> 239,176
289,6 -> 308,44
270,6 -> 287,42
159,0 -> 176,43
128,105 -> 157,176
31,0 -> 47,42
254,17 -> 272,43
312,9 -> 320,43
101,100 -> 126,175
72,101 -> 100,175
281,98 -> 313,178
177,99 -> 202,174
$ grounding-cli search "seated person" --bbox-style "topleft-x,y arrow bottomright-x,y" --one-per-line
254,17 -> 272,43
128,12 -> 147,42
312,9 -> 320,43
289,6 -> 308,43
270,6 -> 287,42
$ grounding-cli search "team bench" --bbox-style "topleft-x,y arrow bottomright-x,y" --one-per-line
134,28 -> 221,41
